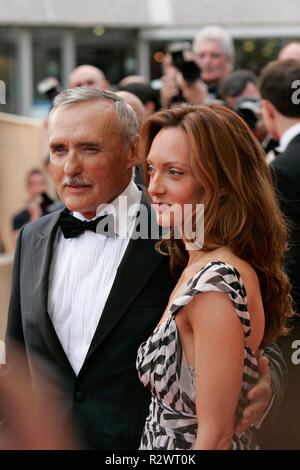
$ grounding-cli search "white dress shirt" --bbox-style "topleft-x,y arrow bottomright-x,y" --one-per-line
48,180 -> 142,375
278,121 -> 300,153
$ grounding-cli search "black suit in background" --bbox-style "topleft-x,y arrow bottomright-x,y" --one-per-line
263,133 -> 300,450
5,188 -> 286,450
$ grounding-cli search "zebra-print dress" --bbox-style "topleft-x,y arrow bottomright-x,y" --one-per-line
136,261 -> 260,450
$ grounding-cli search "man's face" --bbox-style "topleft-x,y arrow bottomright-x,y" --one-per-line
193,39 -> 232,84
48,100 -> 138,219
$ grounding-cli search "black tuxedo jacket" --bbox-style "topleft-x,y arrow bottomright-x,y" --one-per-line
5,188 -> 285,450
271,133 -> 300,310
263,134 -> 300,449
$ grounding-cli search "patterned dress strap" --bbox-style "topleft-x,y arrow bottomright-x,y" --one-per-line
169,261 -> 251,340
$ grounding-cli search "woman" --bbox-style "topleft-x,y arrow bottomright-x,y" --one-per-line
136,103 -> 293,450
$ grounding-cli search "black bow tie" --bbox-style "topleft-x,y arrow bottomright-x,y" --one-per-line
58,209 -> 115,239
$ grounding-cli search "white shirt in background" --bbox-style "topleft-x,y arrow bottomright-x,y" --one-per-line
278,121 -> 300,153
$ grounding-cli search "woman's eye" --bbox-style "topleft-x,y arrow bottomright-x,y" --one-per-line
169,169 -> 184,176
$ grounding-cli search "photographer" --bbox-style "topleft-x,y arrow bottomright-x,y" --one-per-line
218,70 -> 266,140
192,25 -> 235,101
160,42 -> 207,109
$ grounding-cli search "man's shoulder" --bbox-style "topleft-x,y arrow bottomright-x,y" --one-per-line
22,209 -> 62,236
272,134 -> 300,174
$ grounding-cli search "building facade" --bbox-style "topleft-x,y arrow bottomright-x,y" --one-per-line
1,0 -> 300,117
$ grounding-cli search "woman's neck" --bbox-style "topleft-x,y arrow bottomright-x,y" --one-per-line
186,245 -> 233,268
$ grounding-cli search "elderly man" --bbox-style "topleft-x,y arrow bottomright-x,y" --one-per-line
5,88 -> 285,450
159,25 -> 234,108
115,90 -> 146,185
69,64 -> 110,89
192,25 -> 235,100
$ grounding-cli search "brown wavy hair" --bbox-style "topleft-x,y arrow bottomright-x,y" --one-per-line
140,103 -> 294,348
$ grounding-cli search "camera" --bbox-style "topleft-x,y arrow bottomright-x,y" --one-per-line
37,77 -> 61,102
167,41 -> 201,83
234,97 -> 261,130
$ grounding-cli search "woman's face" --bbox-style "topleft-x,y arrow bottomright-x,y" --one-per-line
147,127 -> 204,231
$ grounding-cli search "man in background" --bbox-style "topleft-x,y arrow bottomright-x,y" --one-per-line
159,25 -> 234,109
118,82 -> 160,117
69,64 -> 110,90
259,59 -> 300,449
278,41 -> 300,61
192,25 -> 235,100
218,69 -> 260,108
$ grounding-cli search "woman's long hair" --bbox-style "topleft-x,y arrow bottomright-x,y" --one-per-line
140,103 -> 294,348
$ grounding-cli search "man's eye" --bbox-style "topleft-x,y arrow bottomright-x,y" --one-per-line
147,165 -> 155,174
53,147 -> 66,154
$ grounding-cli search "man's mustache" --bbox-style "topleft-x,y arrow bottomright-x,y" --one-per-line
62,176 -> 92,186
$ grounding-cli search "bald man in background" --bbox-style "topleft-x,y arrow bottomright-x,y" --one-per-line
115,90 -> 146,131
278,42 -> 300,61
118,75 -> 150,88
116,90 -> 146,185
69,65 -> 110,90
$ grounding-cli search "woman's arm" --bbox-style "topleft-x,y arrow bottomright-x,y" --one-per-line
185,291 -> 245,450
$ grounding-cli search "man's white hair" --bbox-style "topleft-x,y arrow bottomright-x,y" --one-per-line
193,25 -> 235,58
49,87 -> 138,151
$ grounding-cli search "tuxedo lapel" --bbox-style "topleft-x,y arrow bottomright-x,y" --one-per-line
32,211 -> 74,373
85,191 -> 164,360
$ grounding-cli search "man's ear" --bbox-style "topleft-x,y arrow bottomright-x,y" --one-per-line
144,101 -> 155,116
262,99 -> 276,120
127,135 -> 140,169
261,99 -> 280,141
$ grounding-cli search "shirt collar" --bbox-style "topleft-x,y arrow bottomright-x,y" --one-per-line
278,121 -> 300,153
73,179 -> 142,237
